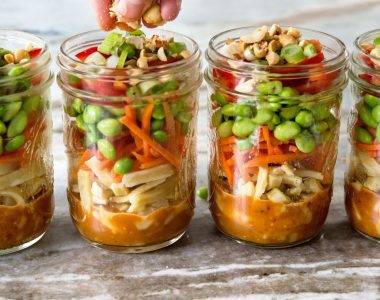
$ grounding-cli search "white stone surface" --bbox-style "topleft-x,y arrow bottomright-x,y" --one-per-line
0,0 -> 380,299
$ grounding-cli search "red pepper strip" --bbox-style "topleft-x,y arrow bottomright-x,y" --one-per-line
75,47 -> 99,62
28,48 -> 42,59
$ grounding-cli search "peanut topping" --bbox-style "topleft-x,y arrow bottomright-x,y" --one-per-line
4,53 -> 14,64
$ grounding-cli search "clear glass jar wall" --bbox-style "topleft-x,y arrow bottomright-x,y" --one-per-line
0,30 -> 54,254
57,30 -> 202,252
205,26 -> 348,247
345,29 -> 380,241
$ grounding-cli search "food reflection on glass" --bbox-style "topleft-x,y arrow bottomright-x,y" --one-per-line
346,31 -> 380,241
0,31 -> 53,254
58,29 -> 201,252
206,24 -> 348,247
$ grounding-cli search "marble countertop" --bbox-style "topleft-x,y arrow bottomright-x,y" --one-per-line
1,0 -> 380,299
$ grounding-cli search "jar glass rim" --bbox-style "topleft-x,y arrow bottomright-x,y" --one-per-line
354,28 -> 380,61
207,25 -> 348,72
58,29 -> 201,78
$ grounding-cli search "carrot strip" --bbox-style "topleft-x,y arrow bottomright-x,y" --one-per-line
124,106 -> 137,123
133,151 -> 152,163
163,102 -> 177,156
245,152 -> 308,167
99,159 -> 114,170
220,150 -> 234,187
219,136 -> 237,146
121,116 -> 180,168
140,157 -> 167,169
355,142 -> 380,151
142,104 -> 154,156
222,144 -> 234,153
288,145 -> 298,153
261,126 -> 274,155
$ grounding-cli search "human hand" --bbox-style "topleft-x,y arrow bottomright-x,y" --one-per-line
91,0 -> 182,31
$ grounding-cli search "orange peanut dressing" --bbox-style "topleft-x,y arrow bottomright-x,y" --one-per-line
210,182 -> 331,245
68,189 -> 193,246
0,189 -> 54,250
345,182 -> 380,239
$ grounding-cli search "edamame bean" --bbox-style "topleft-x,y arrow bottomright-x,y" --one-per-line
83,105 -> 103,124
221,103 -> 236,117
105,106 -> 125,117
151,119 -> 164,131
355,126 -> 373,144
196,186 -> 208,200
84,131 -> 100,147
22,95 -> 41,113
152,105 -> 165,120
280,106 -> 300,120
177,111 -> 192,123
295,110 -> 314,128
97,118 -> 122,137
252,108 -> 273,125
76,114 -> 86,131
313,105 -> 330,121
7,111 -> 28,138
114,157 -> 134,174
256,81 -> 283,95
268,103 -> 281,111
295,131 -> 316,153
278,87 -> 299,97
212,109 -> 223,127
2,102 -> 22,122
8,66 -> 26,77
211,92 -> 228,106
232,118 -> 256,138
236,138 -> 252,150
271,114 -> 281,125
236,104 -> 253,117
217,120 -> 234,138
169,99 -> 185,116
268,97 -> 281,103
0,121 -> 6,135
162,80 -> 179,92
274,121 -> 301,141
152,130 -> 168,144
376,124 -> 380,142
358,104 -> 377,128
72,98 -> 84,114
5,135 -> 25,152
311,121 -> 329,134
364,94 -> 380,108
0,137 -> 3,155
97,139 -> 116,160
372,105 -> 380,122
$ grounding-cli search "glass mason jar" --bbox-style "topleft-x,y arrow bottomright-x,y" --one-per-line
205,26 -> 348,247
345,29 -> 380,241
57,30 -> 202,252
0,30 -> 54,254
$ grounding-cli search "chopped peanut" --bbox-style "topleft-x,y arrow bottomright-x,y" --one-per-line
266,51 -> 280,65
279,34 -> 297,47
4,53 -> 14,64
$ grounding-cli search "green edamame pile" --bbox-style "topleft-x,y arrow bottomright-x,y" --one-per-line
355,93 -> 380,143
211,80 -> 338,153
0,94 -> 42,155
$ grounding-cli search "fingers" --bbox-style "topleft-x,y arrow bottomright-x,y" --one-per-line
91,0 -> 116,31
114,0 -> 153,22
160,0 -> 182,21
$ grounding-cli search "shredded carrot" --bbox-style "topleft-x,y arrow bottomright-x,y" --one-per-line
120,115 -> 180,168
219,136 -> 237,146
356,142 -> 380,151
288,145 -> 298,153
162,102 -> 177,156
220,150 -> 234,187
222,144 -> 234,153
77,149 -> 93,171
132,151 -> 152,163
142,104 -> 154,156
124,106 -> 137,123
245,152 -> 308,167
261,126 -> 274,155
99,159 -> 114,170
140,157 -> 167,169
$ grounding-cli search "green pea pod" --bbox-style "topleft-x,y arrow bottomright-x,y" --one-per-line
358,104 -> 377,128
5,135 -> 26,152
355,126 -> 374,144
2,102 -> 22,122
7,111 -> 28,138
97,139 -> 116,160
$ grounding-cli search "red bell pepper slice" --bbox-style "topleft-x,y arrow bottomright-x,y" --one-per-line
75,47 -> 99,62
28,48 -> 42,59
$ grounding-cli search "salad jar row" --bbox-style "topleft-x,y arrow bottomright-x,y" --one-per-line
1,25 -> 379,255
